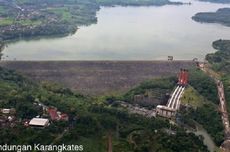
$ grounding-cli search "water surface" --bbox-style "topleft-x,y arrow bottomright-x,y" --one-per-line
3,0 -> 230,60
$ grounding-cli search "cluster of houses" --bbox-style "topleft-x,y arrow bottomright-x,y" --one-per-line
25,108 -> 69,128
0,100 -> 69,128
24,101 -> 69,128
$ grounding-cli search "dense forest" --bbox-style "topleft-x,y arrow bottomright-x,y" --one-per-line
192,8 -> 230,27
206,39 -> 230,73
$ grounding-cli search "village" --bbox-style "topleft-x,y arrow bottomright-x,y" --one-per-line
0,99 -> 69,129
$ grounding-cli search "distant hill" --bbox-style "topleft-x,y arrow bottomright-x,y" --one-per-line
192,8 -> 230,27
206,39 -> 230,73
199,0 -> 230,3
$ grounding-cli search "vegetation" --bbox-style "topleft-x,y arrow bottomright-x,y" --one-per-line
179,68 -> 224,146
0,67 -> 209,151
0,0 -> 99,41
189,68 -> 218,104
180,104 -> 224,146
205,40 -> 230,114
206,39 -> 230,73
121,77 -> 177,108
0,41 -> 4,60
181,86 -> 206,107
192,8 -> 230,27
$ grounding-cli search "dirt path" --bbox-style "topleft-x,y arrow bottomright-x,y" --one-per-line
107,132 -> 113,152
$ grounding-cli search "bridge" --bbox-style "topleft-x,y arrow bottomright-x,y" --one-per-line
156,69 -> 188,118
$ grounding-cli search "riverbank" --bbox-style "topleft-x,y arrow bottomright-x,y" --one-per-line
0,60 -> 195,95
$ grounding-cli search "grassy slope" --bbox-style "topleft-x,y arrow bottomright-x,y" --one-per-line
181,86 -> 206,107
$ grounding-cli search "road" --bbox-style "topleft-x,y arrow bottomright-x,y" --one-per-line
199,62 -> 230,151
217,80 -> 230,139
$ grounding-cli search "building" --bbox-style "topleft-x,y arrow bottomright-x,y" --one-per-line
60,114 -> 69,121
48,108 -> 59,120
1,108 -> 16,115
29,118 -> 49,128
1,109 -> 10,114
47,108 -> 69,121
156,105 -> 176,118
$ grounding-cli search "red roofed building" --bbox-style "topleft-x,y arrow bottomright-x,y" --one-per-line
48,108 -> 59,121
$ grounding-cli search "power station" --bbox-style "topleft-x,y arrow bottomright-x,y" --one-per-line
156,69 -> 189,118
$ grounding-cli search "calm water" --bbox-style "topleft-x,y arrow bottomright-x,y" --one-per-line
3,0 -> 230,60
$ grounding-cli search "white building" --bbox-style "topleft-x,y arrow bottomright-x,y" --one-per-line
29,118 -> 49,128
1,109 -> 10,114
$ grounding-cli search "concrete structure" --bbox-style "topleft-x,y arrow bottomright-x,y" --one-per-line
156,105 -> 176,118
168,56 -> 173,61
156,69 -> 188,118
29,118 -> 49,128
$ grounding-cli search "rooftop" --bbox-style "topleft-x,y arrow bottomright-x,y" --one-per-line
29,118 -> 49,127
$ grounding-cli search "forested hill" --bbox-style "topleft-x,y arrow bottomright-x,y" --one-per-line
206,39 -> 230,73
192,8 -> 230,27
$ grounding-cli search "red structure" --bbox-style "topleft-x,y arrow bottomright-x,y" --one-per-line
48,108 -> 59,120
60,114 -> 69,121
47,108 -> 69,121
178,69 -> 189,86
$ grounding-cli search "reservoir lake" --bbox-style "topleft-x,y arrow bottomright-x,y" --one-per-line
3,0 -> 230,60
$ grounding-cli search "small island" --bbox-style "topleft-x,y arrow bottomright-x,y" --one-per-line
192,8 -> 230,27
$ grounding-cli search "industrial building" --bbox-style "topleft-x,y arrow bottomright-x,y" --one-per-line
156,69 -> 189,118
